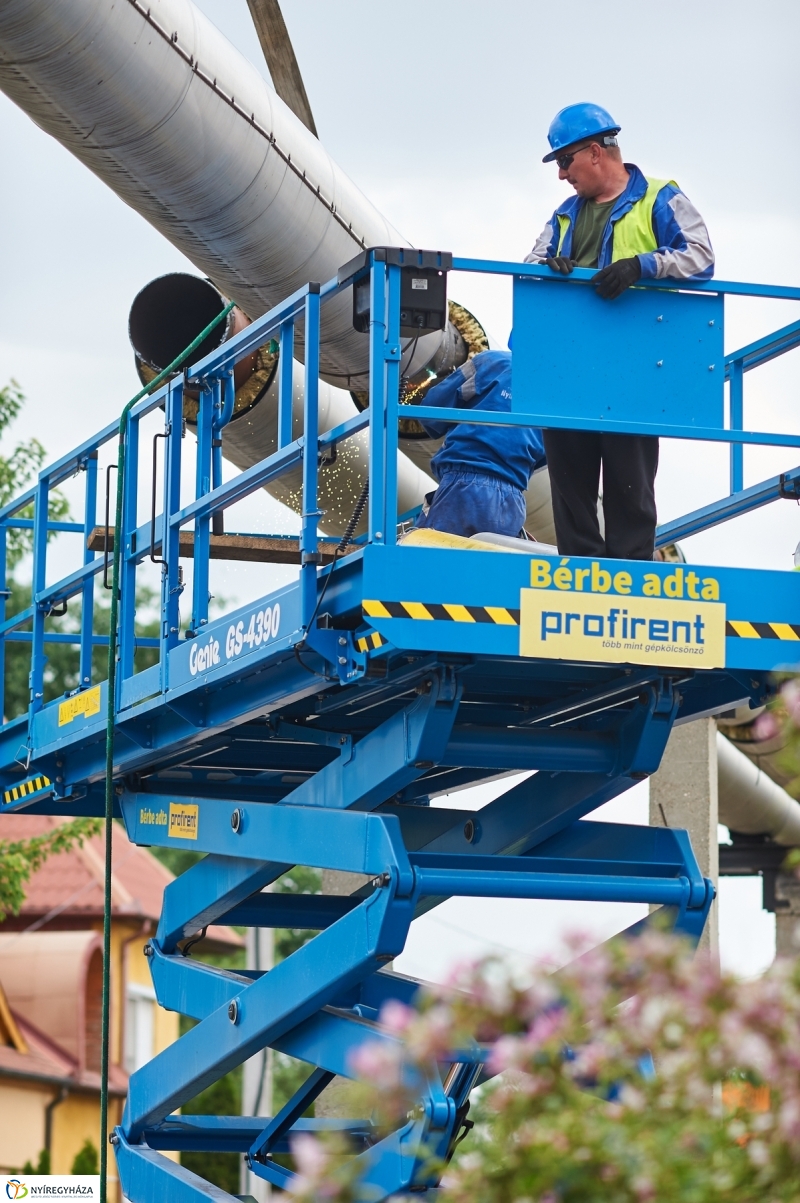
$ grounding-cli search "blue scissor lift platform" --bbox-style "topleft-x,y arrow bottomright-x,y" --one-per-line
1,251 -> 799,1199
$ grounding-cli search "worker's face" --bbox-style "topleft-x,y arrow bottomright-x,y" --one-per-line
557,141 -> 604,198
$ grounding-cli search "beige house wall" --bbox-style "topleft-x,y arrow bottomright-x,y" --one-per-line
0,1080 -> 52,1172
0,924 -> 180,1192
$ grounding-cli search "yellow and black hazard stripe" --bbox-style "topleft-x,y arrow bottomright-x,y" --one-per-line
356,631 -> 388,653
4,774 -> 52,805
726,620 -> 800,641
364,600 -> 519,626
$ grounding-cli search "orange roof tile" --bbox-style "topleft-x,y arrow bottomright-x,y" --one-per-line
0,1007 -> 127,1094
0,816 -> 241,951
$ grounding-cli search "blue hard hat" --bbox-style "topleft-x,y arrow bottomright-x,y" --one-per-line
543,102 -> 621,162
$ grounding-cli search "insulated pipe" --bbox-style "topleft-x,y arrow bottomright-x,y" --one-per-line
129,274 -> 435,537
0,0 -> 450,392
717,731 -> 800,845
0,0 -> 558,544
717,705 -> 793,791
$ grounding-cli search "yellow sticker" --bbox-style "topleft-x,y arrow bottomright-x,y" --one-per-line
520,588 -> 725,669
168,802 -> 199,840
58,685 -> 101,727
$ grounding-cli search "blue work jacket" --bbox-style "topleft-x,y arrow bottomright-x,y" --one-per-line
526,163 -> 715,281
420,350 -> 546,493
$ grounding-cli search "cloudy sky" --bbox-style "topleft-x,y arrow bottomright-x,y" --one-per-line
1,0 -> 798,977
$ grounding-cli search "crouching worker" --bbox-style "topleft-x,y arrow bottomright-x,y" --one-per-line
415,350 -> 545,539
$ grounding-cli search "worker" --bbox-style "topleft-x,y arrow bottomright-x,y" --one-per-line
526,102 -> 715,560
414,349 -> 546,539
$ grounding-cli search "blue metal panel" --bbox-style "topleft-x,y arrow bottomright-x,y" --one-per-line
121,792 -> 413,884
512,275 -> 723,429
361,545 -> 800,671
166,581 -> 300,690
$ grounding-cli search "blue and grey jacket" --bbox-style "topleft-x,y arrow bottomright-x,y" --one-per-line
421,350 -> 546,493
525,163 -> 714,280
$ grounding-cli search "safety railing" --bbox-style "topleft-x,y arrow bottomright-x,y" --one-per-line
0,394 -> 163,722
0,252 -> 798,727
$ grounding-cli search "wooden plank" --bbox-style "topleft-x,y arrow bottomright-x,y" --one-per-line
87,528 -> 351,565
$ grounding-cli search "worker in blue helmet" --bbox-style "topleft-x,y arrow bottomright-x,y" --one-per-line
526,102 -> 715,560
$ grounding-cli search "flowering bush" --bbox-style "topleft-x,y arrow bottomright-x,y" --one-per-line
290,929 -> 800,1202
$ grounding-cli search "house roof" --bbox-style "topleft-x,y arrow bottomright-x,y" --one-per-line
0,979 -> 126,1095
0,815 -> 241,953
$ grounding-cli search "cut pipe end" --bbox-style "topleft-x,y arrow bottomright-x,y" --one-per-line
129,273 -> 232,382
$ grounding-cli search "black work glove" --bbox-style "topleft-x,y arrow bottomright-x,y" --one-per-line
593,256 -> 642,299
545,255 -> 576,275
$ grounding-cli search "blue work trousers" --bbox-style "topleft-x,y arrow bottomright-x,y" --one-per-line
415,469 -> 526,539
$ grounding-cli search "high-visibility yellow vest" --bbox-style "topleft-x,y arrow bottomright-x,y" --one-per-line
556,177 -> 676,262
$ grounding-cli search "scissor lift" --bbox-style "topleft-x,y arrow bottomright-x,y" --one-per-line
1,250 -> 799,1199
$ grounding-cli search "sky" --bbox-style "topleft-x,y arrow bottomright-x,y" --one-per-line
0,0 -> 799,978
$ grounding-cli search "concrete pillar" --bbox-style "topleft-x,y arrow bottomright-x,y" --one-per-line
774,873 -> 800,957
649,717 -> 719,959
240,924 -> 274,1201
314,869 -> 371,1119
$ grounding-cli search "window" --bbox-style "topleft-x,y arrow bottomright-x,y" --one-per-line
124,982 -> 156,1074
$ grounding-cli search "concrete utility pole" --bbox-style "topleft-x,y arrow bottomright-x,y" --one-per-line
774,873 -> 800,957
650,717 -> 720,959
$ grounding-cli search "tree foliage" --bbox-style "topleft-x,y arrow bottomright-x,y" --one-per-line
292,929 -> 800,1203
0,817 -> 102,922
0,379 -> 70,568
70,1140 -> 99,1175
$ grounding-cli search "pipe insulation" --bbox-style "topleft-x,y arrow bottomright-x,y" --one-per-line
0,0 -> 449,393
0,0 -> 558,543
717,730 -> 800,846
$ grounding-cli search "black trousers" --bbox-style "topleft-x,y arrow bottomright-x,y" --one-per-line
543,430 -> 659,560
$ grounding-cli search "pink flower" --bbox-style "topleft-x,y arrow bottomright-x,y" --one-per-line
380,999 -> 415,1035
289,1133 -> 330,1194
752,710 -> 780,741
348,1040 -> 402,1088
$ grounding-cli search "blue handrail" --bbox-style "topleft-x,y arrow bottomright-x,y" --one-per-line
0,254 -> 797,725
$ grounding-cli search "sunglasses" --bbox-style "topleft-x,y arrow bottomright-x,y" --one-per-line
555,144 -> 593,171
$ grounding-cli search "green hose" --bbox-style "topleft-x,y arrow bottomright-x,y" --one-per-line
99,301 -> 235,1203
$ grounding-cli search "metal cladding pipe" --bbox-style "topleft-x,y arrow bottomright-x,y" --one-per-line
0,0 -> 559,544
129,274 -> 435,536
717,705 -> 793,791
0,0 -> 455,393
717,730 -> 800,845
